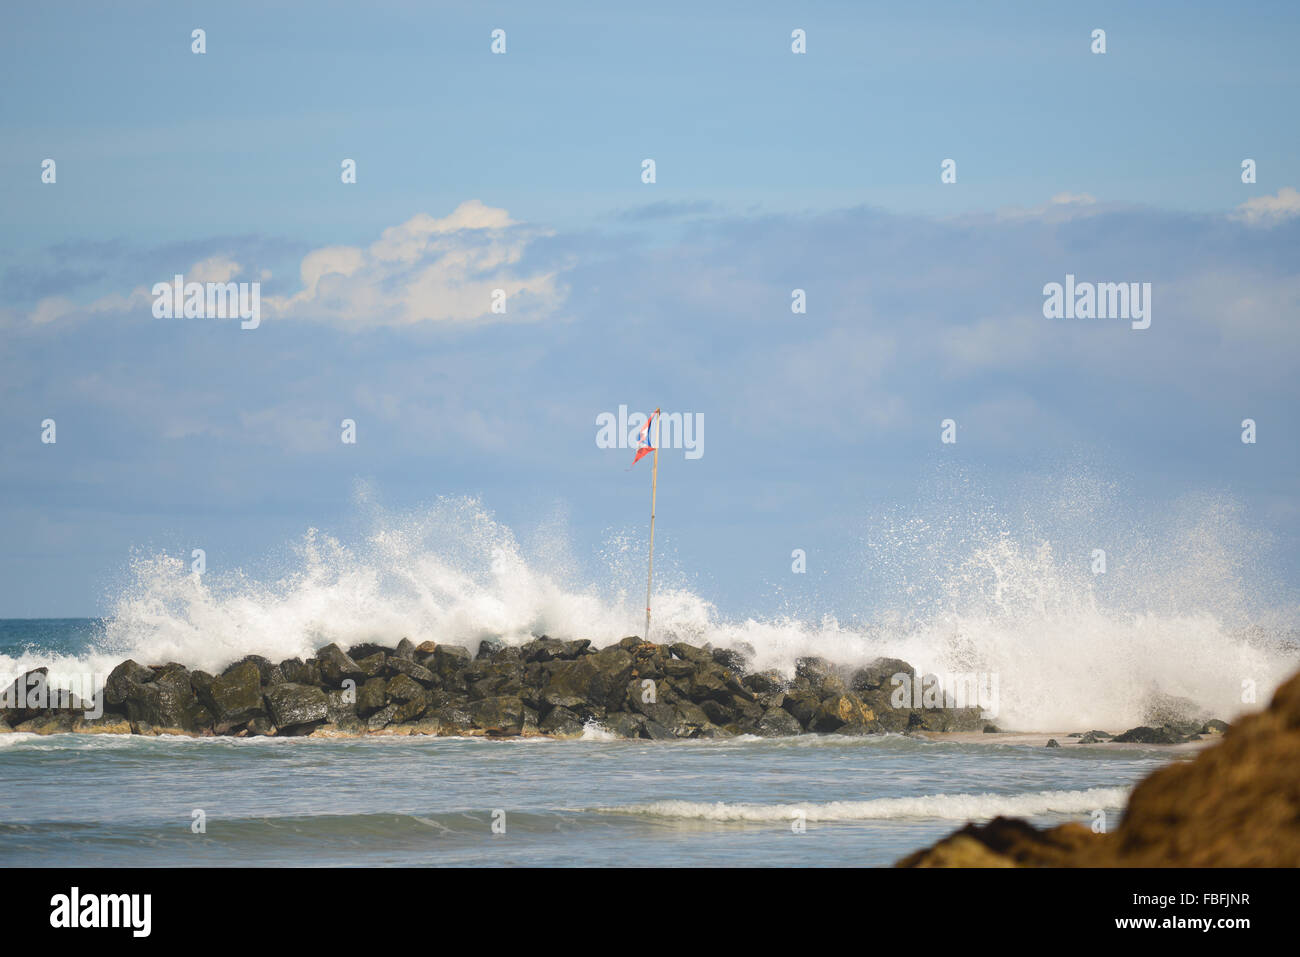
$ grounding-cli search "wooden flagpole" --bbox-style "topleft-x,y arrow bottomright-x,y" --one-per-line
645,410 -> 659,642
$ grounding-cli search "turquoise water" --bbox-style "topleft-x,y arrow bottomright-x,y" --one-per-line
0,619 -> 1179,867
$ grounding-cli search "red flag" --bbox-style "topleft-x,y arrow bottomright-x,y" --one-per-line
630,408 -> 660,467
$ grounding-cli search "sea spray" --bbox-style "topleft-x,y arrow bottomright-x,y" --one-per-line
2,492 -> 1295,733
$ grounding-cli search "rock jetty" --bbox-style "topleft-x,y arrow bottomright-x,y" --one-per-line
1,637 -> 993,739
0,636 -> 1230,743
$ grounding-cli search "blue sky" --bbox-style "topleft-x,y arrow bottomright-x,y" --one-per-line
2,0 -> 1299,618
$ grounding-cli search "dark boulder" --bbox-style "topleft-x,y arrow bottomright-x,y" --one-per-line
669,642 -> 713,665
226,655 -> 283,686
781,689 -> 821,729
354,653 -> 387,679
432,645 -> 472,676
608,712 -> 647,738
316,644 -> 365,687
468,695 -> 528,735
711,646 -> 749,672
125,668 -> 202,731
384,673 -> 429,722
1115,725 -> 1187,744
104,660 -> 152,707
743,670 -> 787,695
539,706 -> 585,736
326,688 -> 359,725
2,668 -> 50,723
346,642 -> 393,661
541,647 -> 634,712
755,707 -> 803,737
811,693 -> 876,732
522,637 -> 591,662
264,683 -> 329,731
205,661 -> 266,725
356,677 -> 387,716
849,657 -> 916,693
394,638 -> 416,661
367,704 -> 398,731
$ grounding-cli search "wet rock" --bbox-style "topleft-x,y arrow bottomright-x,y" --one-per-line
227,655 -> 283,687
205,661 -> 266,725
849,657 -> 916,693
465,661 -> 524,701
669,642 -> 713,665
1201,719 -> 1229,735
642,719 -> 675,740
317,644 -> 365,687
743,670 -> 787,695
432,645 -> 472,676
694,723 -> 732,739
385,656 -> 436,687
74,714 -> 133,735
668,700 -> 711,737
1114,725 -> 1186,744
264,683 -> 329,731
16,712 -> 78,734
406,716 -> 443,735
242,715 -> 275,736
539,706 -> 584,737
812,693 -> 876,732
104,660 -> 152,707
384,673 -> 429,722
429,703 -> 473,732
755,707 -> 803,737
189,670 -> 215,701
394,638 -> 416,660
522,637 -> 590,662
468,695 -> 528,736
325,689 -> 360,726
541,647 -> 634,713
367,704 -> 398,731
476,637 -> 506,660
356,677 -> 387,716
1,668 -> 51,723
711,647 -> 749,672
1045,738 -> 1060,748
125,667 -> 202,731
781,688 -> 821,729
609,712 -> 647,738
354,653 -> 387,679
346,642 -> 393,661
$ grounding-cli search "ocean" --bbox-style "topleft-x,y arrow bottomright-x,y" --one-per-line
2,498 -> 1294,867
1,622 -> 1171,868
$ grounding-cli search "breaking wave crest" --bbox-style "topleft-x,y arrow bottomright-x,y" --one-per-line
4,483 -> 1297,732
592,787 -> 1131,822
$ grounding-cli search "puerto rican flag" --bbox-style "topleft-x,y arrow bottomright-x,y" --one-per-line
630,408 -> 660,467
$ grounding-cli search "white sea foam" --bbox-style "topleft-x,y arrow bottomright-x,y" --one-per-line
592,786 -> 1131,822
3,488 -> 1295,732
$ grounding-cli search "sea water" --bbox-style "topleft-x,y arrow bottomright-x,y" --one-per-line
1,493 -> 1295,867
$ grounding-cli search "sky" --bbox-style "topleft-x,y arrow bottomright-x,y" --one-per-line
1,0 -> 1298,619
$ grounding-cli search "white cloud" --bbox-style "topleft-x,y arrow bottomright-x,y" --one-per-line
265,200 -> 564,325
993,192 -> 1101,223
1231,186 -> 1300,227
22,201 -> 565,329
